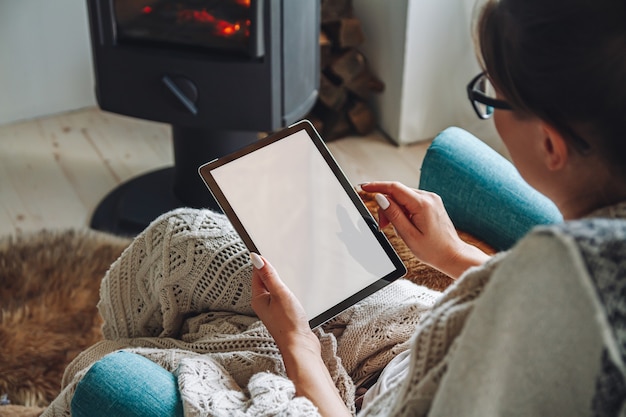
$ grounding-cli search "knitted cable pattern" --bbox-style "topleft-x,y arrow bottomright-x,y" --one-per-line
98,208 -> 255,339
357,255 -> 506,417
328,279 -> 441,384
42,208 -> 439,416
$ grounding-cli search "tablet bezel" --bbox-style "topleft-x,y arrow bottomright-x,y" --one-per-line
198,119 -> 407,328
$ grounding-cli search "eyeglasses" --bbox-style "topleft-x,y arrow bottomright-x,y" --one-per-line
466,72 -> 512,119
466,72 -> 591,153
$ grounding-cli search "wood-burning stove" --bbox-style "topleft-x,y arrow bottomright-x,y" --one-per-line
87,0 -> 320,235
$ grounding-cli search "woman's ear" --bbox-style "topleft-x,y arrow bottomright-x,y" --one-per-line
540,123 -> 569,171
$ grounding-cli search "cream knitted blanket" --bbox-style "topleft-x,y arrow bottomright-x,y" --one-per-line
42,208 -> 440,417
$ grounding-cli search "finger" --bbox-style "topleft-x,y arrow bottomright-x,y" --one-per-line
251,269 -> 269,298
251,253 -> 271,302
374,193 -> 421,236
361,181 -> 415,194
362,182 -> 424,212
250,253 -> 289,295
378,208 -> 390,229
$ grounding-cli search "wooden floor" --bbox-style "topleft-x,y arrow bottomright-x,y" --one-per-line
0,107 -> 430,236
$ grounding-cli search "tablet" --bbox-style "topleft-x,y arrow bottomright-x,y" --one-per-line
198,120 -> 406,328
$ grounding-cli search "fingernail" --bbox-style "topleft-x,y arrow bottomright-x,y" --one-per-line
375,193 -> 390,210
250,252 -> 264,269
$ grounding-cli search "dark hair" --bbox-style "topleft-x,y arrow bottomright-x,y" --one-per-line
475,0 -> 626,175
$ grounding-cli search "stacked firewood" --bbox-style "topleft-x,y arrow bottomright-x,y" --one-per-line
306,0 -> 385,141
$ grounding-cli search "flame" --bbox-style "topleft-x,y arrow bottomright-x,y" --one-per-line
177,9 -> 249,38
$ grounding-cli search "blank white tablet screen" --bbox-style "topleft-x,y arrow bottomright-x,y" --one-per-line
210,129 -> 396,320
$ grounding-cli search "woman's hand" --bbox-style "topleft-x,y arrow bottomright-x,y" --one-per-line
361,181 -> 490,279
250,253 -> 351,417
250,253 -> 318,353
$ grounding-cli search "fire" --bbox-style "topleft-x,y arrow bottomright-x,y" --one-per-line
177,8 -> 250,38
139,2 -> 252,38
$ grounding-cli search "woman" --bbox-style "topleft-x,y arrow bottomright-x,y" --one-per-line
251,0 -> 626,415
50,0 -> 625,415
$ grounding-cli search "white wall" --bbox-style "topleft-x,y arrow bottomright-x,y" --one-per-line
354,0 -> 504,152
0,0 -> 96,126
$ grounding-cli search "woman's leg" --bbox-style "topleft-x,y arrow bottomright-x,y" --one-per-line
419,127 -> 563,251
98,208 -> 255,339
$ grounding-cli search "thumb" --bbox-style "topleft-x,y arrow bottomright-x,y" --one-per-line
250,253 -> 286,293
375,193 -> 414,232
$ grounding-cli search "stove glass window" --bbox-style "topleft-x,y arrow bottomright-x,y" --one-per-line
114,0 -> 254,55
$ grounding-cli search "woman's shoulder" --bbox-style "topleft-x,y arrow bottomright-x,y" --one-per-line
426,218 -> 626,416
515,217 -> 626,310
525,200 -> 626,250
529,217 -> 626,288
488,218 -> 626,414
530,217 -> 626,327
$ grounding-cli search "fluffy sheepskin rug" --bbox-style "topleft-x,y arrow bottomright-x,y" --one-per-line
0,229 -> 130,416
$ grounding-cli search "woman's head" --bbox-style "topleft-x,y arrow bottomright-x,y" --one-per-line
474,0 -> 626,179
